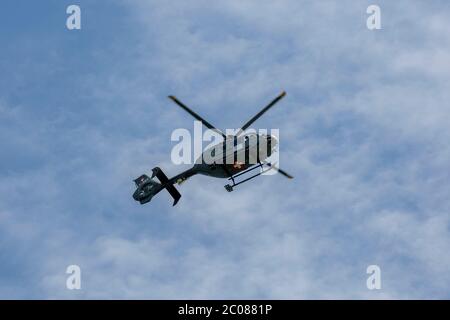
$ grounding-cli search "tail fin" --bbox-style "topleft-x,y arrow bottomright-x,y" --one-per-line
151,167 -> 182,206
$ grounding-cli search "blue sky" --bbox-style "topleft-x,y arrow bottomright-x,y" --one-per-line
0,0 -> 449,299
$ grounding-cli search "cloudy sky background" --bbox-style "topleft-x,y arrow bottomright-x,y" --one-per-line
0,0 -> 449,298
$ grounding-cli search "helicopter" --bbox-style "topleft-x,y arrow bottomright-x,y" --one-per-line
132,91 -> 293,206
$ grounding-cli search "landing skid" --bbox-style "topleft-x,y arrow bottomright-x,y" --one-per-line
224,162 -> 270,192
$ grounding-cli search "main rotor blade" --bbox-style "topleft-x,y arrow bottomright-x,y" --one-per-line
265,162 -> 294,179
236,91 -> 286,137
168,96 -> 227,140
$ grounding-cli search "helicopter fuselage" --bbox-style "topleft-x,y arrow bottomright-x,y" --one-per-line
189,133 -> 277,179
